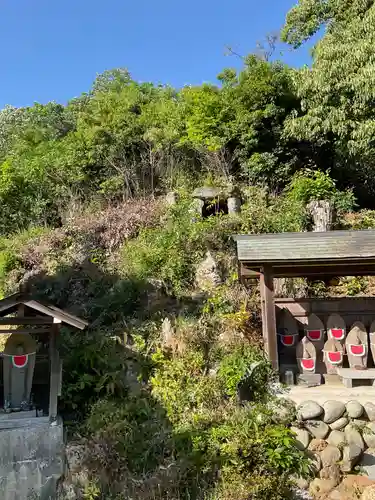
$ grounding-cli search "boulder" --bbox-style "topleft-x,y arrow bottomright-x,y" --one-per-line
309,478 -> 336,497
341,444 -> 363,472
364,423 -> 375,449
352,419 -> 368,429
362,485 -> 375,500
195,251 -> 222,290
298,401 -> 324,421
309,438 -> 328,452
323,401 -> 346,424
340,476 -> 375,500
320,445 -> 341,467
327,430 -> 345,448
305,420 -> 330,439
360,449 -> 375,481
319,464 -> 341,487
292,426 -> 311,451
293,476 -> 310,490
345,424 -> 365,451
365,403 -> 375,422
347,401 -> 364,419
330,417 -> 349,431
271,398 -> 296,424
307,450 -> 322,474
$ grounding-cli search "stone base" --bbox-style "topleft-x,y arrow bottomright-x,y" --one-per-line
323,374 -> 341,385
0,416 -> 64,499
297,373 -> 322,387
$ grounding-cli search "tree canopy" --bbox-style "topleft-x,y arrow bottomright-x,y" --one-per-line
1,1 -> 375,233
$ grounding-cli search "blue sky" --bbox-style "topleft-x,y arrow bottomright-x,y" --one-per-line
0,0 -> 314,108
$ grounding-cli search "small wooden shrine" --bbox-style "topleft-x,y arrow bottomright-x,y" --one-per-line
0,292 -> 87,420
234,229 -> 375,386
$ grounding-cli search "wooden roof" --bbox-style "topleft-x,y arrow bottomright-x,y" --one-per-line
234,230 -> 375,279
234,230 -> 375,262
0,293 -> 88,330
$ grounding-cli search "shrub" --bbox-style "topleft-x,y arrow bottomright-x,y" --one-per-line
286,169 -> 356,216
240,187 -> 307,234
121,197 -> 238,296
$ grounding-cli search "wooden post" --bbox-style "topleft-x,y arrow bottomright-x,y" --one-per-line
260,265 -> 278,371
49,325 -> 60,422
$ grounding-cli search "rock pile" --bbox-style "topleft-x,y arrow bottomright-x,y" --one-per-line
291,400 -> 375,499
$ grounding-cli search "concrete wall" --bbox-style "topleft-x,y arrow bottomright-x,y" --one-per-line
0,416 -> 64,500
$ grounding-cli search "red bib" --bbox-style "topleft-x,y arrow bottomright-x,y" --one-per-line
301,358 -> 315,371
326,351 -> 343,365
348,344 -> 366,357
280,334 -> 296,347
306,330 -> 323,342
12,354 -> 28,369
330,329 -> 345,341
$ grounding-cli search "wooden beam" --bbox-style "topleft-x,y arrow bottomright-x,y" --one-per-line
260,265 -> 278,372
0,328 -> 51,334
49,326 -> 60,421
0,317 -> 53,325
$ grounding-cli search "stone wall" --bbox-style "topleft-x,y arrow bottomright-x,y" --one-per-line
0,416 -> 64,500
291,399 -> 375,499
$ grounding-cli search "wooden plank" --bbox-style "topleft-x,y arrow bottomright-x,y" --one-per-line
0,317 -> 54,325
49,326 -> 60,421
0,328 -> 51,334
260,265 -> 278,371
24,301 -> 88,330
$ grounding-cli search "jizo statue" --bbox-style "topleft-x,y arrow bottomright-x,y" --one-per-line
3,333 -> 36,412
296,337 -> 317,374
345,321 -> 368,370
323,338 -> 344,374
304,314 -> 325,373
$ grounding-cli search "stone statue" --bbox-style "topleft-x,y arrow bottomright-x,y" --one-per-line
296,337 -> 317,374
345,321 -> 368,370
327,314 -> 346,349
277,308 -> 299,378
323,338 -> 344,374
305,314 -> 325,373
3,333 -> 36,411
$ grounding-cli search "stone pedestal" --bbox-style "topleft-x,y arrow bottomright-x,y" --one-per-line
297,373 -> 322,387
0,415 -> 64,499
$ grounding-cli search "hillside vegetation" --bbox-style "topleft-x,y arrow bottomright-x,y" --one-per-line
2,1 -> 375,499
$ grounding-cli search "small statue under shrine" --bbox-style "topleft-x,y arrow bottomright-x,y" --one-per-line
323,338 -> 344,374
3,333 -> 36,412
327,314 -> 346,348
346,321 -> 368,369
305,314 -> 325,373
277,308 -> 299,381
297,337 -> 317,373
305,314 -> 325,345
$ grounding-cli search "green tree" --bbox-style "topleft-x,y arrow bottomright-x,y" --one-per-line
282,0 -> 375,204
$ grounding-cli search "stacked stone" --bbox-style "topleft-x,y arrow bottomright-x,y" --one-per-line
290,400 -> 375,498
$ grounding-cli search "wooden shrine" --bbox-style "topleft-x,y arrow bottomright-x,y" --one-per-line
0,292 -> 87,420
234,229 -> 375,386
